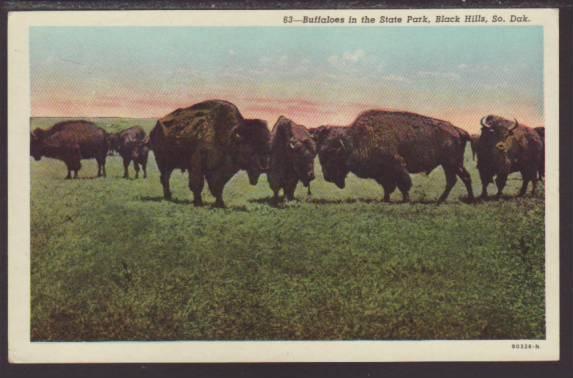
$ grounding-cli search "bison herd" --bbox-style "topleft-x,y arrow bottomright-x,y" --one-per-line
30,99 -> 545,207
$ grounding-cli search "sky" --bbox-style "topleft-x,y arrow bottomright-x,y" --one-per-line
30,26 -> 544,132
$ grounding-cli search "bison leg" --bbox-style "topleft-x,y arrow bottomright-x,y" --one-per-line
142,160 -> 147,179
438,166 -> 457,204
379,180 -> 396,202
123,157 -> 131,179
396,174 -> 412,203
517,178 -> 530,197
96,157 -> 106,177
206,169 -> 235,208
284,181 -> 298,202
272,189 -> 281,204
188,173 -> 205,207
134,161 -> 140,179
188,152 -> 205,206
456,166 -> 474,201
479,169 -> 492,199
495,174 -> 508,199
206,176 -> 226,208
64,162 -> 73,179
160,168 -> 173,200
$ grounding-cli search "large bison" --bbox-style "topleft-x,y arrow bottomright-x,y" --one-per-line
109,126 -> 149,179
534,126 -> 545,181
30,120 -> 108,179
476,115 -> 543,198
268,116 -> 317,202
312,110 -> 474,203
148,100 -> 271,207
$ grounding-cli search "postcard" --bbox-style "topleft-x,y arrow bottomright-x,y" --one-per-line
7,8 -> 559,362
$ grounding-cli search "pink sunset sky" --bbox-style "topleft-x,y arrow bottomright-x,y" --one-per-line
30,26 -> 544,132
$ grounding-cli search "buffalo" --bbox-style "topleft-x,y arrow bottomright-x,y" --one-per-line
469,133 -> 480,160
148,99 -> 271,207
534,126 -> 545,181
476,115 -> 543,198
30,120 -> 108,179
312,110 -> 474,203
268,116 -> 317,202
109,126 -> 149,179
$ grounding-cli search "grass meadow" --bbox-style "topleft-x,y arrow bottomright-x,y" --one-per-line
30,117 -> 545,341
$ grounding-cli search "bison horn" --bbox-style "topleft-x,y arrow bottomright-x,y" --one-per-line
480,116 -> 490,129
509,118 -> 518,132
338,138 -> 346,150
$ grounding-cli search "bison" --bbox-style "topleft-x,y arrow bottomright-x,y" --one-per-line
312,110 -> 474,203
109,126 -> 149,179
534,126 -> 545,181
268,116 -> 317,203
30,120 -> 108,179
148,99 -> 271,207
469,133 -> 480,160
476,115 -> 543,198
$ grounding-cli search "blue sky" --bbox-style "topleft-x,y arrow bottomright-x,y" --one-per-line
30,26 -> 544,130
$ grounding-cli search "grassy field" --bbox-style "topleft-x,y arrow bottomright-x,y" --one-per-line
30,117 -> 545,341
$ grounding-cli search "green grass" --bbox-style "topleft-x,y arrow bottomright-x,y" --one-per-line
30,118 -> 545,341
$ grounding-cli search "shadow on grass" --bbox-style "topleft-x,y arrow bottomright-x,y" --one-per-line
138,196 -> 249,211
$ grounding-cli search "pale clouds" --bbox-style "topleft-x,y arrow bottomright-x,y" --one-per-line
417,71 -> 461,80
380,74 -> 410,83
328,49 -> 367,68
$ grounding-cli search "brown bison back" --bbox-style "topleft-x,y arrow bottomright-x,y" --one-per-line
348,111 -> 467,173
33,120 -> 108,158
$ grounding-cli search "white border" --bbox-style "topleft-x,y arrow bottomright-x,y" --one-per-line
8,9 -> 560,363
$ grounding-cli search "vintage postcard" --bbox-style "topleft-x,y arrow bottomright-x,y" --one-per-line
7,8 -> 559,362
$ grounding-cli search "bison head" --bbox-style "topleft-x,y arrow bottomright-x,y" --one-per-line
107,133 -> 121,155
232,119 -> 271,185
480,115 -> 519,153
30,129 -> 46,160
288,135 -> 317,187
315,126 -> 351,189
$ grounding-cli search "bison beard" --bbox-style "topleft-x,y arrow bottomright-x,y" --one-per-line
313,110 -> 474,203
477,115 -> 543,198
30,120 -> 109,179
148,99 -> 271,208
268,116 -> 317,203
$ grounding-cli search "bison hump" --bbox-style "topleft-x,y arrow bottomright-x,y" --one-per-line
158,100 -> 244,146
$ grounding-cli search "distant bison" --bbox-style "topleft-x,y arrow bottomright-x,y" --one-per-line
148,100 -> 271,207
313,110 -> 474,203
30,120 -> 108,179
109,126 -> 149,179
268,116 -> 317,202
476,115 -> 543,198
469,133 -> 480,160
534,126 -> 545,181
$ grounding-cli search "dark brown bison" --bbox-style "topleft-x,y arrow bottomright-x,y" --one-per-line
534,126 -> 545,180
268,116 -> 317,202
312,110 -> 474,203
109,126 -> 149,179
469,133 -> 480,160
30,120 -> 108,179
148,100 -> 271,207
477,115 -> 543,198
